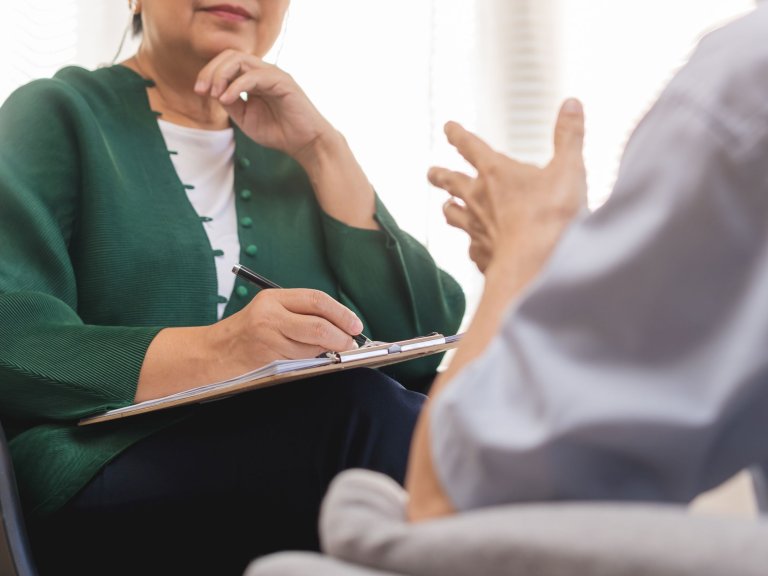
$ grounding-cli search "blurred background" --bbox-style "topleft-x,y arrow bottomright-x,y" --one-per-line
0,0 -> 754,324
0,0 -> 760,519
0,0 -> 755,324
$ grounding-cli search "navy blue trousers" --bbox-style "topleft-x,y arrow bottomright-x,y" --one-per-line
30,368 -> 425,576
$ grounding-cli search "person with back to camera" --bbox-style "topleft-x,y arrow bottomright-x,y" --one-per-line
0,1 -> 465,574
410,4 -> 768,520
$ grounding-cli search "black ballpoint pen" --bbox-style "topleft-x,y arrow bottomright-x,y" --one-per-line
232,264 -> 373,348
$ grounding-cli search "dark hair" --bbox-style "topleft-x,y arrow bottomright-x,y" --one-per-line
132,14 -> 142,36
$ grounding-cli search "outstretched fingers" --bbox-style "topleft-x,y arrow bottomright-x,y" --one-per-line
427,167 -> 473,202
553,98 -> 585,168
442,198 -> 473,232
443,121 -> 498,171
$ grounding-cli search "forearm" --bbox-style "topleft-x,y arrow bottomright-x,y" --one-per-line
436,250 -> 537,387
296,130 -> 378,230
135,325 -> 246,403
405,245 -> 540,521
136,287 -> 368,403
135,327 -> 214,402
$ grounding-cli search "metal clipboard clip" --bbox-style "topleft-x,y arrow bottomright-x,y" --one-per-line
330,333 -> 446,364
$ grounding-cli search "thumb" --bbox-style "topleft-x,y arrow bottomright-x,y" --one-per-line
553,98 -> 585,164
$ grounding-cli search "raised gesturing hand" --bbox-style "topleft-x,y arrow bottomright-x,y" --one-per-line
428,99 -> 588,276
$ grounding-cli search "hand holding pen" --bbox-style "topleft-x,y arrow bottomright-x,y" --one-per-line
233,264 -> 374,348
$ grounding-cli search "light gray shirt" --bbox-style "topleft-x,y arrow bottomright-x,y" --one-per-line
432,4 -> 768,511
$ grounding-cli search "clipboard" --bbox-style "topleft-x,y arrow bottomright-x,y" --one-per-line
78,333 -> 462,426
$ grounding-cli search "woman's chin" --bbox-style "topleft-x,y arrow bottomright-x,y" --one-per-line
193,34 -> 263,61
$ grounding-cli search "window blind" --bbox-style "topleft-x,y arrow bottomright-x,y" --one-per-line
475,0 -> 562,165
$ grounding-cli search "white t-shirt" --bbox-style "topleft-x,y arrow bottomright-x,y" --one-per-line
158,119 -> 240,319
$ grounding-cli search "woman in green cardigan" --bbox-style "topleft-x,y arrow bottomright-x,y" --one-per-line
0,1 -> 464,574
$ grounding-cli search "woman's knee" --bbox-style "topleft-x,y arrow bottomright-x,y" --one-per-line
311,369 -> 424,483
316,368 -> 425,422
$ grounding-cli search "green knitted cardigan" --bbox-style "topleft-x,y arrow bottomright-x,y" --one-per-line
0,65 -> 465,517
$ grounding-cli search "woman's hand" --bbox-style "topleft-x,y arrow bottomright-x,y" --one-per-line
208,287 -> 363,376
195,49 -> 378,229
135,288 -> 362,403
194,50 -> 335,161
428,99 -> 588,276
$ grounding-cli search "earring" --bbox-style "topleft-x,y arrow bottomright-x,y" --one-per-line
129,0 -> 141,14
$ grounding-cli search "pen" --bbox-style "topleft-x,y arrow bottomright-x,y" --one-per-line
232,264 -> 373,348
232,264 -> 281,290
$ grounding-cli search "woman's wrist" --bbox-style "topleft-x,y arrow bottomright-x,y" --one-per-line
135,318 -> 264,403
293,127 -> 349,178
136,325 -> 223,403
201,315 -> 255,383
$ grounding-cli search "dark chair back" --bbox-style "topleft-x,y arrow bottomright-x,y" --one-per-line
0,421 -> 38,576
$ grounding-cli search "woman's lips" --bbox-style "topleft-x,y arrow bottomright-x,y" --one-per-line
202,4 -> 252,22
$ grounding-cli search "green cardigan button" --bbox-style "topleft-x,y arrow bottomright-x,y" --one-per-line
240,216 -> 253,228
240,189 -> 253,200
239,157 -> 251,168
236,285 -> 249,298
245,244 -> 258,256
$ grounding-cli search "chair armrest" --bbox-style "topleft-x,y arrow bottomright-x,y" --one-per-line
319,469 -> 768,576
245,552 -> 404,576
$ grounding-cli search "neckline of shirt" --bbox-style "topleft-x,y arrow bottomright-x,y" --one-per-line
157,118 -> 234,139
